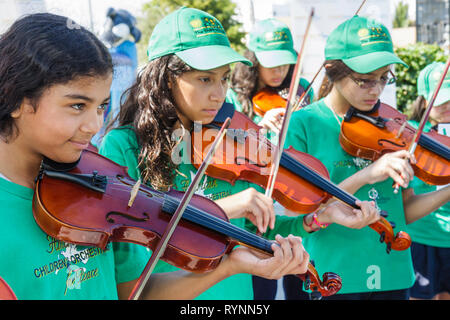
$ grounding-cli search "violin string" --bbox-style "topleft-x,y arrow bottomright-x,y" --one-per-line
163,196 -> 274,252
95,180 -> 275,252
86,176 -> 267,247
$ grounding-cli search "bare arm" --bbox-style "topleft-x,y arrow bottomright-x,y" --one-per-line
402,185 -> 450,224
116,234 -> 309,300
117,265 -> 230,300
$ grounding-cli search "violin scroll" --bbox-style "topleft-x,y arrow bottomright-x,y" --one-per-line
298,262 -> 342,298
370,217 -> 411,253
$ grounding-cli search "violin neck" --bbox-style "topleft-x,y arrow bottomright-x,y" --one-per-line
162,196 -> 274,254
418,134 -> 450,161
280,152 -> 360,209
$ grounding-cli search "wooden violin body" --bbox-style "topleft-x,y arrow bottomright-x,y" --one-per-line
192,106 -> 411,253
32,149 -> 341,297
252,87 -> 288,116
192,110 -> 331,214
340,102 -> 450,186
0,277 -> 17,300
252,85 -> 311,117
34,150 -> 237,272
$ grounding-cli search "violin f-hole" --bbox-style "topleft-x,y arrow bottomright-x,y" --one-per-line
106,211 -> 150,224
234,156 -> 269,168
377,139 -> 407,149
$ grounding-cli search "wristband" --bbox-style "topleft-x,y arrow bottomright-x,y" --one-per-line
304,207 -> 330,230
312,210 -> 330,229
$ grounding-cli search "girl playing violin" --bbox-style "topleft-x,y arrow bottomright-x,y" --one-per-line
228,18 -> 314,134
99,7 -> 380,300
228,17 -> 316,299
0,12 -> 308,300
284,15 -> 450,300
406,62 -> 450,300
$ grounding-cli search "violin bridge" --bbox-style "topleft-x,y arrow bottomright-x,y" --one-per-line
128,178 -> 141,208
396,121 -> 407,139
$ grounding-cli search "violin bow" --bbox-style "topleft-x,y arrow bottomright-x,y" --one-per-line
393,56 -> 450,193
128,117 -> 231,300
264,8 -> 315,199
265,0 -> 370,198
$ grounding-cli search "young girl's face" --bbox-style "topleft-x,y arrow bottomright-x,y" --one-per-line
171,65 -> 231,127
12,74 -> 112,163
258,64 -> 290,88
334,65 -> 392,111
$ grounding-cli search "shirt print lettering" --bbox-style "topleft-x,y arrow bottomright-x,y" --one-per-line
34,235 -> 108,295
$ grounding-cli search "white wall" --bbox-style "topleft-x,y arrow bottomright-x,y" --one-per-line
0,0 -> 148,35
0,0 -> 46,33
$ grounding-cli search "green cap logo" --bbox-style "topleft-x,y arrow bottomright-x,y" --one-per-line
325,15 -> 408,73
247,18 -> 297,68
357,27 -> 391,47
189,17 -> 227,38
264,30 -> 290,46
147,7 -> 251,70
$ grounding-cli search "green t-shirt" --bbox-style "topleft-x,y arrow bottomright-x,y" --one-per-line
99,126 -> 308,300
284,99 -> 415,294
0,177 -> 148,300
405,120 -> 450,247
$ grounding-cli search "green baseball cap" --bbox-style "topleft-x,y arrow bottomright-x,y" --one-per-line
248,18 -> 297,68
147,7 -> 251,70
418,62 -> 450,106
325,15 -> 408,73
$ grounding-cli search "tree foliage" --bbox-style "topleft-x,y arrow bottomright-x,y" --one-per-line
136,0 -> 245,64
393,1 -> 409,28
394,42 -> 446,114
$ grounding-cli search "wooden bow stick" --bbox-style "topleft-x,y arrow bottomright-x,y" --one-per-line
262,0 -> 370,219
128,117 -> 231,300
264,8 -> 315,199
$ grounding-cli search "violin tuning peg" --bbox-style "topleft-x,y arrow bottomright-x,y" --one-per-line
386,243 -> 392,254
380,210 -> 388,218
303,275 -> 311,291
389,221 -> 396,229
379,231 -> 385,243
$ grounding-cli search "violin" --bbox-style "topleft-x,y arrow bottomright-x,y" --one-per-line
252,86 -> 312,117
32,149 -> 341,298
340,101 -> 450,186
0,277 -> 17,300
191,103 -> 411,253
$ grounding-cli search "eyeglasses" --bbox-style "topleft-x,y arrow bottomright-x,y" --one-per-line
348,71 -> 397,89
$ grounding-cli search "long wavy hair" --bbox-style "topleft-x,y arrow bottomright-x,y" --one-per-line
114,54 -> 193,190
230,49 -> 295,119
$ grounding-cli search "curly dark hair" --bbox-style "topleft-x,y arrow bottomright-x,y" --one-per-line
0,13 -> 113,142
114,55 -> 193,190
230,49 -> 295,119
